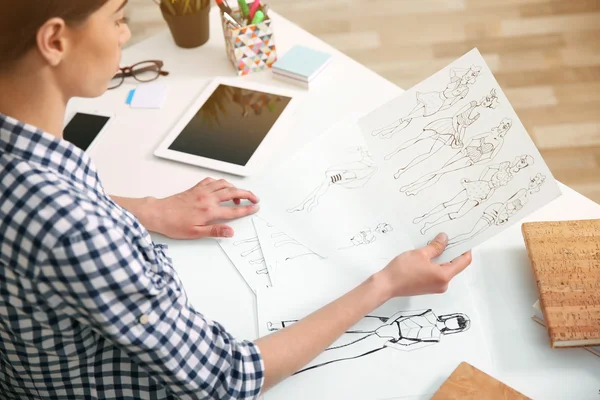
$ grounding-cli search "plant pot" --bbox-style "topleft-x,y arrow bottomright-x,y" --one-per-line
161,5 -> 210,49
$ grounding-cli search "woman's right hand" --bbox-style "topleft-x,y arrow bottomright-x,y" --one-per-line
375,233 -> 472,299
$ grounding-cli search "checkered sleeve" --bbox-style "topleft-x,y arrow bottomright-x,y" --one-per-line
37,217 -> 265,400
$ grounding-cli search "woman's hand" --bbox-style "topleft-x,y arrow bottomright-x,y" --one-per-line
374,232 -> 472,299
142,178 -> 259,239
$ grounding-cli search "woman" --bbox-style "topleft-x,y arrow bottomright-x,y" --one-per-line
446,173 -> 546,249
413,154 -> 535,235
371,65 -> 481,139
385,89 -> 499,180
399,118 -> 513,196
0,2 -> 472,399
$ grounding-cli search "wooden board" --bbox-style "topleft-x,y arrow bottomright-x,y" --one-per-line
431,362 -> 531,400
521,219 -> 600,347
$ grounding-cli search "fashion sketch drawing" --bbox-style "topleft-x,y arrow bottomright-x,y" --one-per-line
271,232 -> 318,261
385,89 -> 500,181
339,223 -> 393,250
287,147 -> 378,213
413,155 -> 535,234
371,65 -> 482,139
268,309 -> 470,374
400,118 -> 513,196
233,236 -> 268,275
447,173 -> 547,248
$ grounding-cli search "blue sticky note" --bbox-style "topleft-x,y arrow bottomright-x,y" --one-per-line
272,45 -> 332,80
126,89 -> 136,105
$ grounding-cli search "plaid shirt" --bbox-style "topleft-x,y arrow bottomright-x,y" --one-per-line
0,113 -> 264,399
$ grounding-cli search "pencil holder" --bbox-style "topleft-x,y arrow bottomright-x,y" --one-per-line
220,8 -> 278,76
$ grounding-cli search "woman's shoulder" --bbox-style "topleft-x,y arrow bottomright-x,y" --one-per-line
0,156 -> 110,242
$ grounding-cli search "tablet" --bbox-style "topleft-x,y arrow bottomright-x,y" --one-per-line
154,78 -> 296,176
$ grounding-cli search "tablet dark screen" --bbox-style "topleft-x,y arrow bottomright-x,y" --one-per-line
168,84 -> 292,166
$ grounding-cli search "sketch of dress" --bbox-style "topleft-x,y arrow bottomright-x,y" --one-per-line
385,89 -> 500,180
267,309 -> 470,374
447,173 -> 547,248
287,147 -> 378,213
339,223 -> 394,250
399,118 -> 513,196
371,65 -> 482,139
413,155 -> 535,234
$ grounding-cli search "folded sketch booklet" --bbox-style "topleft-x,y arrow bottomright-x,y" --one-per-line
256,48 -> 561,264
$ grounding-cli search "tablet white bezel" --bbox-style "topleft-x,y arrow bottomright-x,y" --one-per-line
63,110 -> 114,154
154,77 -> 297,177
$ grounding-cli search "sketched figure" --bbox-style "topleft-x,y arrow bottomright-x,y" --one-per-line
267,309 -> 470,374
339,223 -> 394,250
371,65 -> 482,139
385,89 -> 500,180
271,232 -> 319,261
271,232 -> 299,248
447,173 -> 546,249
233,236 -> 266,271
287,147 -> 378,213
413,155 -> 535,234
400,118 -> 513,196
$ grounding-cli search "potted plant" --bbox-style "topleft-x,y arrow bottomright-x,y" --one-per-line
153,0 -> 211,48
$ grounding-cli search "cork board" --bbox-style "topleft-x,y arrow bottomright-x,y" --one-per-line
431,362 -> 530,400
521,219 -> 600,347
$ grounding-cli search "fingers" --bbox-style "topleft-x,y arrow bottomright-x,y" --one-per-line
441,251 -> 472,278
216,204 -> 260,220
215,187 -> 259,204
422,232 -> 448,259
205,179 -> 235,193
195,177 -> 215,187
193,224 -> 234,238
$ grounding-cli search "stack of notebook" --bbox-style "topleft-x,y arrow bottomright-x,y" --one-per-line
521,219 -> 600,357
272,45 -> 332,89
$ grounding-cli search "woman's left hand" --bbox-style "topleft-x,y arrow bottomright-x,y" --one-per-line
142,178 -> 259,239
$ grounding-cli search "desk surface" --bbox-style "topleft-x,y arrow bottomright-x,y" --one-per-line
67,8 -> 600,400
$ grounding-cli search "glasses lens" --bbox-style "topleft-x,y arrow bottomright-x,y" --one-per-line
108,72 -> 124,89
132,62 -> 161,82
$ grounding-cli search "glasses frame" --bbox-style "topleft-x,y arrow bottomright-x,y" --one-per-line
109,60 -> 169,90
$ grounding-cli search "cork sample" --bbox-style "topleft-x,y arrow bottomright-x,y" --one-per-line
431,362 -> 531,400
521,219 -> 600,348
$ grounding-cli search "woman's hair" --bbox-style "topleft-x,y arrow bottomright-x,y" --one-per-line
0,1 -> 109,70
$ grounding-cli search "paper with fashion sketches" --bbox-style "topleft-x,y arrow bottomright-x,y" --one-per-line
252,217 -> 321,285
255,117 -> 413,259
217,217 -> 272,293
257,260 -> 491,400
358,48 -> 561,262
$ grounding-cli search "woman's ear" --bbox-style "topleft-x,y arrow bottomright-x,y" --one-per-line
36,17 -> 68,67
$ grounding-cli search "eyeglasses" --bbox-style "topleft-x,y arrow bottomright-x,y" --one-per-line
108,60 -> 169,90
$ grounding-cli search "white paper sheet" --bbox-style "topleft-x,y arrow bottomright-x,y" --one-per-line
217,217 -> 272,293
130,83 -> 169,109
255,117 -> 414,260
252,217 -> 321,286
257,260 -> 490,400
358,48 -> 562,263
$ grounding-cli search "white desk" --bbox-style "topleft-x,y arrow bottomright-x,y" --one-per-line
68,8 -> 600,399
